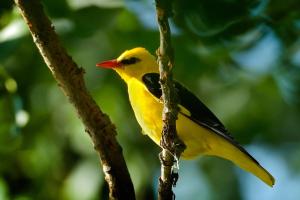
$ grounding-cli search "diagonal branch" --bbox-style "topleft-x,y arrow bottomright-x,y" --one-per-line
14,0 -> 135,199
155,0 -> 186,199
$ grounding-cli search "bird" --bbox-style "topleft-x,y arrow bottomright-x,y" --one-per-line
96,47 -> 275,187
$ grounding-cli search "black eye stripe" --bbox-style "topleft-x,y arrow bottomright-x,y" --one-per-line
120,57 -> 141,65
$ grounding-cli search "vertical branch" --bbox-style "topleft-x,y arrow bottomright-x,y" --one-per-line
155,0 -> 186,199
14,0 -> 135,199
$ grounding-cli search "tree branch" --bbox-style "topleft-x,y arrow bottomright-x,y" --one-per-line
155,0 -> 186,199
14,0 -> 135,199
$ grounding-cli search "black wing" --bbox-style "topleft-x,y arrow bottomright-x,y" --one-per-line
142,73 -> 259,164
142,73 -> 229,136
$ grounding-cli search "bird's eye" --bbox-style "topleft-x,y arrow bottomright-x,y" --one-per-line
120,57 -> 141,65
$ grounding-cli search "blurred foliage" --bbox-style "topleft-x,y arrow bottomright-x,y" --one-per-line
0,0 -> 300,199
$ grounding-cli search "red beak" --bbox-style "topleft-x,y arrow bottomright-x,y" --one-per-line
96,59 -> 119,68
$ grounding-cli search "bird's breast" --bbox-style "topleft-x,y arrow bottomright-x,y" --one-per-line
126,78 -> 211,159
127,78 -> 163,145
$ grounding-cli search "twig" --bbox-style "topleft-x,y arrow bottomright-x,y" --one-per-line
14,0 -> 135,199
155,0 -> 186,199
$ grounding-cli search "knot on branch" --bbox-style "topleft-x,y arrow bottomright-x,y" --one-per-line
68,64 -> 85,78
100,120 -> 117,136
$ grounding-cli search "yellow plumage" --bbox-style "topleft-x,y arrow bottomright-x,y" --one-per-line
97,47 -> 275,187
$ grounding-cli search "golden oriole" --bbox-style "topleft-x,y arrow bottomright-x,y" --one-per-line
96,47 -> 275,187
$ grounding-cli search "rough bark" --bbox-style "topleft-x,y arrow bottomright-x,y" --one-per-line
14,0 -> 135,199
155,0 -> 186,199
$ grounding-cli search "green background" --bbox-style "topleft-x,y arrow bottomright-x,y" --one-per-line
1,0 -> 300,199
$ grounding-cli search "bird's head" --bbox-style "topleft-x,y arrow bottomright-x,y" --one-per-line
96,47 -> 158,82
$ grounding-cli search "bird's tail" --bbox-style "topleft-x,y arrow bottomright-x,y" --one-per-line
205,135 -> 275,187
